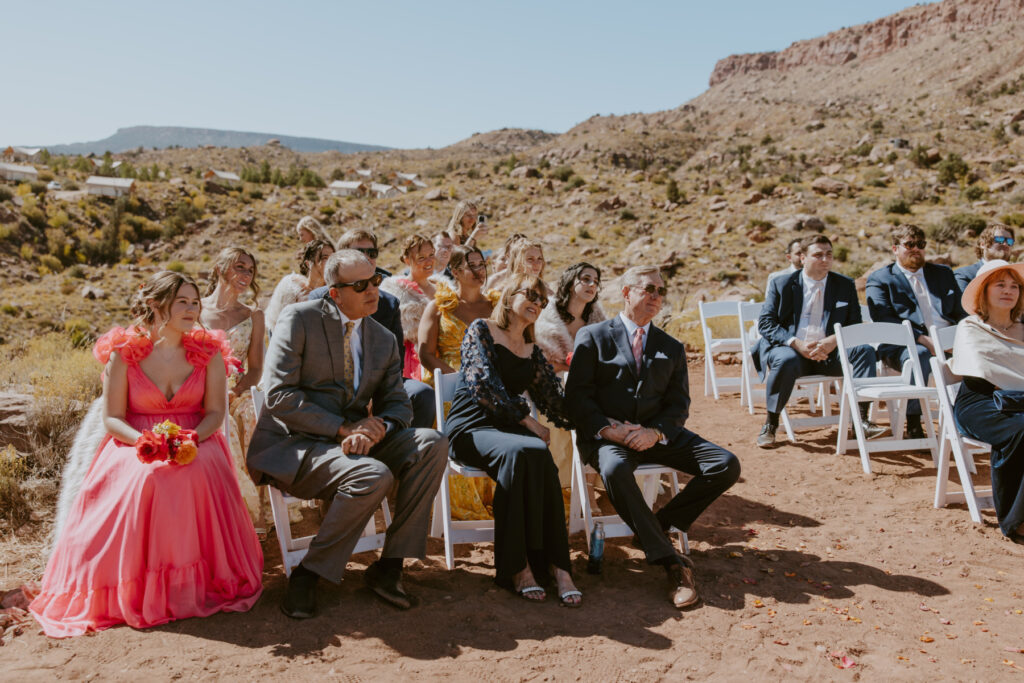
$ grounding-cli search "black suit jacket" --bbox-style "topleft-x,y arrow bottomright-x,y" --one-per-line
865,262 -> 966,339
753,270 -> 863,376
565,316 -> 690,461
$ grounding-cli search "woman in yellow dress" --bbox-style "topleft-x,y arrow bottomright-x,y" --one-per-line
419,245 -> 498,519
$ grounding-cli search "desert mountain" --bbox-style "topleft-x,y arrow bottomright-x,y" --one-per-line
35,125 -> 389,155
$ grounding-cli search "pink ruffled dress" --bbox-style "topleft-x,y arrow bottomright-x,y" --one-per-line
30,327 -> 263,638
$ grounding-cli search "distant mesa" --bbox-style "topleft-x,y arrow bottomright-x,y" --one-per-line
709,0 -> 1024,85
34,126 -> 389,155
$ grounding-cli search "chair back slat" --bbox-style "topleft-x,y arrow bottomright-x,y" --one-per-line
434,371 -> 459,433
929,324 -> 958,363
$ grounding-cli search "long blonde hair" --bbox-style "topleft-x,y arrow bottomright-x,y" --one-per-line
205,246 -> 260,299
492,273 -> 547,343
445,200 -> 478,242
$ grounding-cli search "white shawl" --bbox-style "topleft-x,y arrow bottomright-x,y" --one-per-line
949,315 -> 1024,391
265,273 -> 309,334
535,300 -> 607,366
379,276 -> 432,342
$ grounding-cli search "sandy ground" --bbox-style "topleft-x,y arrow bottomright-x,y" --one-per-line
3,361 -> 1024,681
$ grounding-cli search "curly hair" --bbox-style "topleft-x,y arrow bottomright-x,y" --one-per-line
400,233 -> 433,262
553,262 -> 601,324
975,223 -> 1015,259
448,245 -> 485,276
130,270 -> 201,329
299,239 -> 333,277
205,247 -> 260,299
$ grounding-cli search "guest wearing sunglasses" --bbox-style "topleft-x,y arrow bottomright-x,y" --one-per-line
309,229 -> 436,429
566,266 -> 740,610
250,249 -> 448,618
866,224 -> 967,438
444,275 -> 581,606
955,223 -> 1017,295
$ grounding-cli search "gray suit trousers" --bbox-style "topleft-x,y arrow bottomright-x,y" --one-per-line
283,427 -> 448,584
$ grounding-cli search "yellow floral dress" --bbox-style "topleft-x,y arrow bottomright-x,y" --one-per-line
424,280 -> 498,521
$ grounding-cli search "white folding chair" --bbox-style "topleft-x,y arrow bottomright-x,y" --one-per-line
699,300 -> 744,401
737,301 -> 839,441
930,357 -> 993,522
251,387 -> 391,576
834,321 -> 939,473
568,437 -> 689,556
428,371 -> 495,570
928,324 -> 958,363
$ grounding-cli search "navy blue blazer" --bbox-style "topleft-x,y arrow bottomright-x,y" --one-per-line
565,316 -> 690,458
954,260 -> 983,295
753,270 -> 863,377
865,262 -> 966,339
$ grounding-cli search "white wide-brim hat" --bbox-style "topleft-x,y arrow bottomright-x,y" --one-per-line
961,259 -> 1024,315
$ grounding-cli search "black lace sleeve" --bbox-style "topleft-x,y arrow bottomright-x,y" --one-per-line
527,346 -> 573,429
460,319 -> 532,424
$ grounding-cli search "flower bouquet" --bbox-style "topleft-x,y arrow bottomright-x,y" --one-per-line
136,420 -> 199,466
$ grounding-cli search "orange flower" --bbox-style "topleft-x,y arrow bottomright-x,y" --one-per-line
136,430 -> 168,464
173,439 -> 198,466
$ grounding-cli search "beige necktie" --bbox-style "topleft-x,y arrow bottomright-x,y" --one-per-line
342,321 -> 355,388
910,275 -> 936,329
806,285 -> 825,341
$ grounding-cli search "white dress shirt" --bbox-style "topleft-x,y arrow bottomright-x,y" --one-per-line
895,263 -> 951,330
619,312 -> 652,355
787,271 -> 828,346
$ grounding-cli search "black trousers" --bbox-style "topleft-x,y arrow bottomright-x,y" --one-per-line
580,429 -> 740,564
452,428 -> 571,587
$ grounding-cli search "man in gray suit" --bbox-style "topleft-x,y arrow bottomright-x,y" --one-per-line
248,250 -> 447,619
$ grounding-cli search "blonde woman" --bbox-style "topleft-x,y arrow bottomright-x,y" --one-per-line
446,200 -> 487,247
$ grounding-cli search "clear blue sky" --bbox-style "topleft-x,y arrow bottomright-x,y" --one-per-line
4,0 -> 925,150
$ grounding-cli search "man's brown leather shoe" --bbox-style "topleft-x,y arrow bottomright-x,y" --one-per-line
666,562 -> 699,608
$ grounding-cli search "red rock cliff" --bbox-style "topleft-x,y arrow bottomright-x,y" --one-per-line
709,0 -> 1024,86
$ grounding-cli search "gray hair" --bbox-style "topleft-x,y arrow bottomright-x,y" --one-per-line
621,265 -> 663,290
325,249 -> 371,286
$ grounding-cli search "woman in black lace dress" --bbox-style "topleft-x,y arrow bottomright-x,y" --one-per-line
444,274 -> 581,606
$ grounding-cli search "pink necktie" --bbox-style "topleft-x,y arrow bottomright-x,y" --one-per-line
632,327 -> 644,373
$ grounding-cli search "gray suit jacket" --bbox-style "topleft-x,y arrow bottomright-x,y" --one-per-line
246,297 -> 413,487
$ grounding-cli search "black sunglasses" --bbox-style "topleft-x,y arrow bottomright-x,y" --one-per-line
331,272 -> 384,293
354,247 -> 379,259
994,236 -> 1015,246
515,289 -> 548,307
637,284 -> 668,298
900,240 -> 927,250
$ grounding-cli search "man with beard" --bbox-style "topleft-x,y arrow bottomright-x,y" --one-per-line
955,223 -> 1017,294
866,224 -> 966,438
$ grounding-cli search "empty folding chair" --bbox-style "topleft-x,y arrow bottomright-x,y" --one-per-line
699,300 -> 744,401
930,357 -> 993,522
834,320 -> 938,473
251,387 -> 390,576
928,324 -> 958,363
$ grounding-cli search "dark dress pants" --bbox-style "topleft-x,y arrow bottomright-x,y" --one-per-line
452,428 -> 571,587
764,344 -> 876,414
404,378 -> 436,429
879,343 -> 933,416
585,430 -> 740,564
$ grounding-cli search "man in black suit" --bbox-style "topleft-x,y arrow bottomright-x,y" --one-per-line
308,228 -> 435,428
954,223 -> 1016,294
566,265 -> 740,609
866,224 -> 967,437
754,235 -> 884,447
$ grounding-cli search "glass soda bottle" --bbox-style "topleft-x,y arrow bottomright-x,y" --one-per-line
587,521 -> 605,574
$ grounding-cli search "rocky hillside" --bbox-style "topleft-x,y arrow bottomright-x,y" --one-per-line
2,0 -> 1024,352
709,0 -> 1024,85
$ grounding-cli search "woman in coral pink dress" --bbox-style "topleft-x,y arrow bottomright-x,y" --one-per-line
30,271 -> 263,638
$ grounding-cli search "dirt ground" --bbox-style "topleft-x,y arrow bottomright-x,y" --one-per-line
3,362 -> 1024,681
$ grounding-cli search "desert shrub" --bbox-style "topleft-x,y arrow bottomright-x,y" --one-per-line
248,189 -> 263,200
910,145 -> 935,168
67,265 -> 87,279
466,167 -> 480,180
22,206 -> 47,229
962,184 -> 986,201
38,254 -> 63,273
619,209 -> 637,221
577,226 -> 592,239
550,166 -> 574,182
834,245 -> 850,262
824,215 -> 839,225
943,212 -> 986,236
757,181 -> 777,195
850,142 -> 873,157
166,260 -> 186,273
666,179 -> 683,204
869,119 -> 884,134
565,175 -> 585,190
883,198 -> 912,215
747,218 -> 774,230
29,181 -> 47,195
0,445 -> 31,533
1,303 -> 19,316
0,187 -> 12,202
320,206 -> 335,219
936,153 -> 970,185
1002,212 -> 1024,227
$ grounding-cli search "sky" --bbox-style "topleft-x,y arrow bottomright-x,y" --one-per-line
2,0 -> 927,150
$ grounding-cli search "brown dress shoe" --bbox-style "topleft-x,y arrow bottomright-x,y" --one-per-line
666,562 -> 699,608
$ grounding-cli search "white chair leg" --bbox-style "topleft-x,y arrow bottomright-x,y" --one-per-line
704,353 -> 713,397
780,408 -> 796,443
440,469 -> 455,570
835,392 -> 851,455
933,430 -> 952,509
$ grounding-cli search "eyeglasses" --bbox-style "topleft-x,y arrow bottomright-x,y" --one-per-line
354,247 -> 379,259
636,284 -> 668,298
899,240 -> 927,250
577,275 -> 600,287
994,236 -> 1015,246
515,289 -> 548,307
330,272 -> 384,293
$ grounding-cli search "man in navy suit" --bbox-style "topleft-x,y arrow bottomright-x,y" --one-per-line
308,228 -> 435,428
566,265 -> 740,609
954,223 -> 1016,294
754,235 -> 884,447
866,224 -> 967,438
